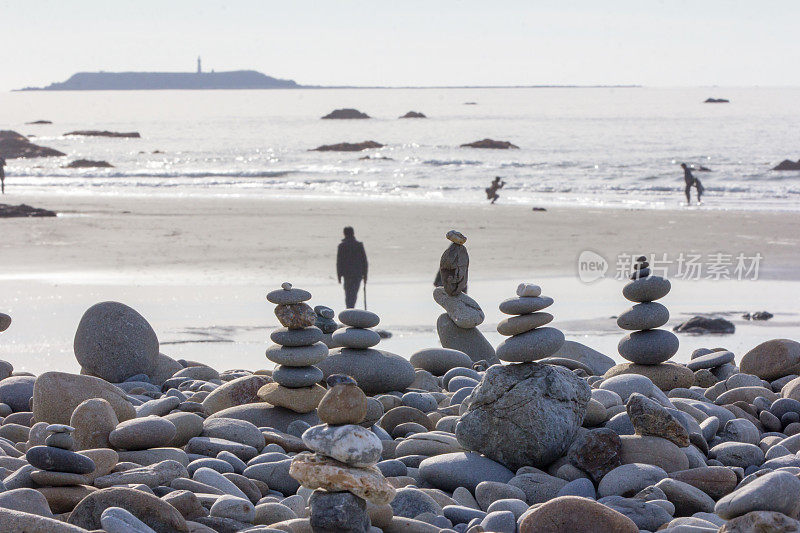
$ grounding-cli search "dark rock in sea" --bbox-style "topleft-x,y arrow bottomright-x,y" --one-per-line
312,141 -> 384,152
772,159 -> 800,171
358,155 -> 394,161
532,207 -> 547,212
704,98 -> 730,103
400,111 -> 426,118
0,130 -> 65,159
64,130 -> 141,138
64,159 -> 114,168
743,311 -> 773,321
0,204 -> 57,218
673,316 -> 735,335
26,120 -> 52,124
321,108 -> 370,119
464,102 -> 478,105
460,138 -> 519,149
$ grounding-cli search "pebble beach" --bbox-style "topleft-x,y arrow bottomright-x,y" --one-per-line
2,226 -> 800,533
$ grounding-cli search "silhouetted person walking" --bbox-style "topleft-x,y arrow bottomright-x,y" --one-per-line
0,157 -> 6,194
681,163 -> 703,205
485,176 -> 505,204
337,226 -> 368,309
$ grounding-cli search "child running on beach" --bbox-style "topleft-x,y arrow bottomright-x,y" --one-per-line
485,176 -> 506,204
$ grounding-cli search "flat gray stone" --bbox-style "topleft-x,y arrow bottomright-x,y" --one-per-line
496,312 -> 553,336
265,342 -> 328,367
266,287 -> 311,305
110,416 -> 176,451
552,341 -> 616,376
498,296 -> 553,315
599,374 -> 654,402
496,327 -> 565,363
597,463 -> 668,498
269,327 -> 323,347
272,365 -> 323,388
338,309 -> 380,328
331,327 -> 381,349
26,445 -> 95,474
623,277 -> 671,303
617,302 -> 670,331
418,452 -> 514,492
317,348 -> 415,395
709,442 -> 764,468
715,470 -> 800,519
409,348 -> 472,376
618,329 -> 680,365
687,350 -> 735,371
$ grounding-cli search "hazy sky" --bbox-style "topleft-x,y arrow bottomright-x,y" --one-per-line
2,0 -> 799,91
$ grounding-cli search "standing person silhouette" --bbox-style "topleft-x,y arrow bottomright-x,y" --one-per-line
336,226 -> 368,309
0,157 -> 6,194
485,176 -> 506,204
681,163 -> 703,205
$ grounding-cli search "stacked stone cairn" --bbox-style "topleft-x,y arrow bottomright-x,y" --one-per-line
290,374 -> 394,532
318,310 -> 416,394
606,255 -> 690,390
495,282 -> 566,363
25,424 -> 97,487
314,305 -> 339,347
259,282 -> 328,413
434,230 -> 497,364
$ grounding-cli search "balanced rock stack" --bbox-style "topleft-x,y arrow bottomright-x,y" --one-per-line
314,305 -> 339,347
259,283 -> 328,413
434,230 -> 497,364
605,255 -> 692,390
290,374 -> 394,532
318,310 -> 415,394
25,424 -> 97,487
496,282 -> 565,363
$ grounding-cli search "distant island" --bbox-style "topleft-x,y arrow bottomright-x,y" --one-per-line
19,57 -> 298,91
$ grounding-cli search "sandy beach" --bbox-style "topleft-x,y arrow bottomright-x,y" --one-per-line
2,192 -> 798,374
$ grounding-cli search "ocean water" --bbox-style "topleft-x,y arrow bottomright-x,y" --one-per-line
2,86 -> 800,210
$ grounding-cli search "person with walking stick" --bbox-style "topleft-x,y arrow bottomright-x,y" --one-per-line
336,226 -> 368,309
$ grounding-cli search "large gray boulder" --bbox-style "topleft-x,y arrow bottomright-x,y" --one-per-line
456,362 -> 591,470
74,302 -> 159,383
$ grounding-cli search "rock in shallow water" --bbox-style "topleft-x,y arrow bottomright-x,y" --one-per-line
456,361 -> 590,470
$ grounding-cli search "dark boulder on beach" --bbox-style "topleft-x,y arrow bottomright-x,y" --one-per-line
400,111 -> 426,118
64,159 -> 114,168
673,316 -> 735,335
321,108 -> 370,119
0,130 -> 65,159
772,159 -> 800,171
0,203 -> 57,218
26,120 -> 52,124
460,138 -> 519,149
704,98 -> 730,103
312,141 -> 384,152
64,130 -> 141,138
